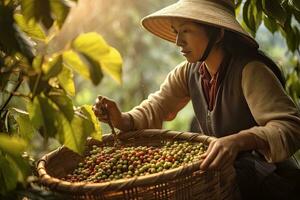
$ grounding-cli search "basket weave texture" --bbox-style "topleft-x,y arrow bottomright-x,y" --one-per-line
37,129 -> 239,200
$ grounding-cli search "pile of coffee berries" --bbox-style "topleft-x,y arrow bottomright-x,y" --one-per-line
63,141 -> 206,183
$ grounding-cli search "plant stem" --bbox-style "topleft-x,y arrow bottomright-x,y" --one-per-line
32,72 -> 41,98
0,78 -> 22,114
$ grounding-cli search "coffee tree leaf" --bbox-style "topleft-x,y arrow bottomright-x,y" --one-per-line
253,1 -> 263,31
0,3 -> 34,60
13,13 -> 46,41
9,108 -> 35,141
0,3 -> 20,53
59,105 -> 102,154
75,52 -> 103,85
0,134 -> 30,184
235,0 -> 243,8
293,9 -> 300,24
21,0 -> 53,29
32,55 -> 43,71
0,134 -> 30,178
70,32 -> 123,84
81,105 -> 102,141
58,66 -> 75,96
262,0 -> 287,26
263,15 -> 278,33
42,54 -> 63,80
242,0 -> 256,36
72,32 -> 122,83
65,114 -> 87,154
60,111 -> 88,154
63,50 -> 90,79
0,134 -> 27,156
248,1 -> 257,32
285,25 -> 297,52
0,155 -> 17,195
98,47 -> 123,84
49,0 -> 70,28
27,94 -> 58,137
288,0 -> 300,11
46,90 -> 74,122
71,32 -> 110,60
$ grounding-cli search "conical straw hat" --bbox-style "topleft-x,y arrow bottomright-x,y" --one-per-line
141,0 -> 258,48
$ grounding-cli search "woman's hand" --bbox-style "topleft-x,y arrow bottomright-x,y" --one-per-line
200,135 -> 240,170
92,95 -> 133,131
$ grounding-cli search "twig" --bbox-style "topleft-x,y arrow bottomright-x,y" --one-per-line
102,105 -> 119,147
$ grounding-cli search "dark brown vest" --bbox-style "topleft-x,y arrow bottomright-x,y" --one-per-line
188,52 -> 282,137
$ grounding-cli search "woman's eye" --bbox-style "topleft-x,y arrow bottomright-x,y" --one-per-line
182,29 -> 189,33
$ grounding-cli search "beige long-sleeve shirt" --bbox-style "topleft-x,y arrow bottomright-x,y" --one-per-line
127,61 -> 300,163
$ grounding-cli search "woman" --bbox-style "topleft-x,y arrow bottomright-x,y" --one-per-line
93,0 -> 300,199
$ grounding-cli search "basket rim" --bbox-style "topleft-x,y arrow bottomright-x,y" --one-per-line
37,129 -> 216,193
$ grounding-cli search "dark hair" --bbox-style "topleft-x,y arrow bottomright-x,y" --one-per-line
222,30 -> 256,53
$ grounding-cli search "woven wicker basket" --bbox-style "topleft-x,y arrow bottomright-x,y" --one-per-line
37,129 -> 239,200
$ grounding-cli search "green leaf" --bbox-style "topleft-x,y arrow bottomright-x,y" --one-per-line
242,0 -> 255,35
63,50 -> 90,79
0,155 -> 18,195
0,3 -> 34,60
293,9 -> 300,23
58,67 -> 75,96
81,105 -> 101,141
49,0 -> 70,28
285,25 -> 298,52
42,54 -> 63,80
263,15 -> 278,33
9,108 -> 35,141
46,90 -> 74,122
21,0 -> 53,29
27,94 -> 58,137
28,73 -> 50,97
242,0 -> 263,35
70,32 -> 123,84
0,134 -> 30,186
99,47 -> 123,84
13,13 -> 46,41
57,105 -> 101,154
289,0 -> 300,11
262,0 -> 287,26
235,0 -> 243,8
76,52 -> 104,85
71,32 -> 110,60
0,134 -> 27,156
32,55 -> 43,71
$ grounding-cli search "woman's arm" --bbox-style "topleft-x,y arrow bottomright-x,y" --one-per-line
93,61 -> 191,131
127,61 -> 191,130
200,61 -> 300,170
240,61 -> 300,162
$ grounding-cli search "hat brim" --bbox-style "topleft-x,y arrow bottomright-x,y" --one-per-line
141,1 -> 258,48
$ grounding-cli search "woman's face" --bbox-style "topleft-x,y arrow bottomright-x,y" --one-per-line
171,19 -> 209,63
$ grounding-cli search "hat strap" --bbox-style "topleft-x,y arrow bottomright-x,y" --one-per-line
198,30 -> 219,62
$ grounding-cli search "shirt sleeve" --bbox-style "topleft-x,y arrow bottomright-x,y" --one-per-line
241,61 -> 300,162
127,61 -> 191,129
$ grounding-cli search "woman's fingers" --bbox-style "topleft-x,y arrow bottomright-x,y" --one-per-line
93,95 -> 122,128
200,143 -> 219,170
199,138 -> 215,159
206,150 -> 227,170
199,136 -> 239,171
93,96 -> 110,121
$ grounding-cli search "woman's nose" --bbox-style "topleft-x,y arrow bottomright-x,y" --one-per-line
175,33 -> 185,47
